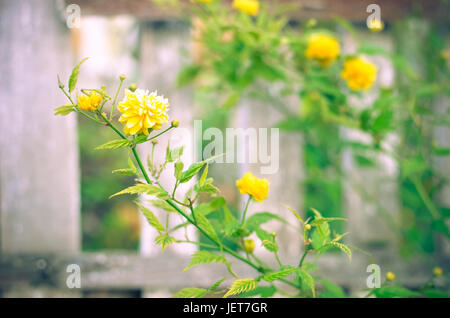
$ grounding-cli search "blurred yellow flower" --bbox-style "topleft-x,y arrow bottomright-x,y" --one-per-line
368,19 -> 384,32
433,267 -> 443,276
243,239 -> 255,253
341,57 -> 377,91
305,34 -> 340,67
233,0 -> 259,16
386,271 -> 395,281
194,0 -> 214,3
118,89 -> 169,135
77,91 -> 102,112
236,172 -> 269,202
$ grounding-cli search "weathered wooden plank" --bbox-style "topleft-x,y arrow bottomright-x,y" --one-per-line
70,0 -> 448,22
0,252 -> 440,295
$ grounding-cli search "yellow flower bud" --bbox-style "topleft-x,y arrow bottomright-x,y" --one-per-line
368,19 -> 384,32
433,267 -> 443,277
129,83 -> 138,92
243,239 -> 255,253
386,271 -> 395,281
119,74 -> 126,81
236,172 -> 269,202
305,224 -> 311,231
171,120 -> 179,127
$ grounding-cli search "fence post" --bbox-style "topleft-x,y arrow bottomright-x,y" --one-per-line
138,22 -> 197,262
0,0 -> 79,254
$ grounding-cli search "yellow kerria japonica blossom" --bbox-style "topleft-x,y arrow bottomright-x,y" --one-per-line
236,172 -> 269,202
233,0 -> 259,16
77,91 -> 102,112
118,89 -> 169,136
341,57 -> 377,91
194,0 -> 213,3
433,267 -> 443,276
305,34 -> 340,67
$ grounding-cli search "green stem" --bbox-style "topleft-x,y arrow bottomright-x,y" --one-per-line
299,249 -> 308,267
411,176 -> 440,220
110,78 -> 124,120
240,195 -> 252,225
101,118 -> 302,290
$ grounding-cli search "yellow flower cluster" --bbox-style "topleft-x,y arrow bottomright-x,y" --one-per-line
78,91 -> 102,112
118,89 -> 169,135
305,34 -> 340,67
341,57 -> 377,91
233,0 -> 259,16
236,172 -> 269,202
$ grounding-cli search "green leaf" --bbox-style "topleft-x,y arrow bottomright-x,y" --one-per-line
180,162 -> 205,183
184,251 -> 227,271
68,57 -> 88,92
112,168 -> 136,176
54,105 -> 75,116
224,279 -> 258,298
109,184 -> 165,198
196,212 -> 219,242
261,239 -> 278,252
135,202 -> 165,233
296,269 -> 315,297
263,267 -> 299,282
373,285 -> 420,298
95,139 -> 131,150
209,277 -> 227,293
256,228 -> 278,252
148,199 -> 178,213
237,286 -> 277,298
154,233 -> 176,251
424,289 -> 449,298
245,212 -> 287,232
328,241 -> 352,261
174,161 -> 184,179
167,146 -> 184,162
310,217 -> 346,226
199,163 -> 208,187
172,288 -> 207,298
318,278 -> 346,298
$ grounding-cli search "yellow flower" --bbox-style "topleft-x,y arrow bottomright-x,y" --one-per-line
118,89 -> 169,135
243,239 -> 255,253
386,271 -> 395,281
433,267 -> 443,276
194,0 -> 213,3
236,172 -> 269,202
305,34 -> 340,67
368,18 -> 384,32
233,0 -> 259,16
77,91 -> 102,111
341,57 -> 377,91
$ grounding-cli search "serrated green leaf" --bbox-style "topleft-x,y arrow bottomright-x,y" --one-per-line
172,287 -> 207,298
283,204 -> 304,224
96,139 -> 131,150
109,184 -> 164,198
237,286 -> 277,298
148,199 -> 178,213
296,269 -> 315,297
224,279 -> 258,298
263,267 -> 299,282
54,105 -> 75,116
68,57 -> 88,92
135,202 -> 165,233
209,277 -> 227,293
310,217 -> 346,226
261,239 -> 278,252
174,160 -> 184,179
180,162 -> 205,183
245,212 -> 287,233
154,233 -> 175,251
184,251 -> 227,271
112,168 -> 136,176
196,212 -> 219,242
328,241 -> 352,261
